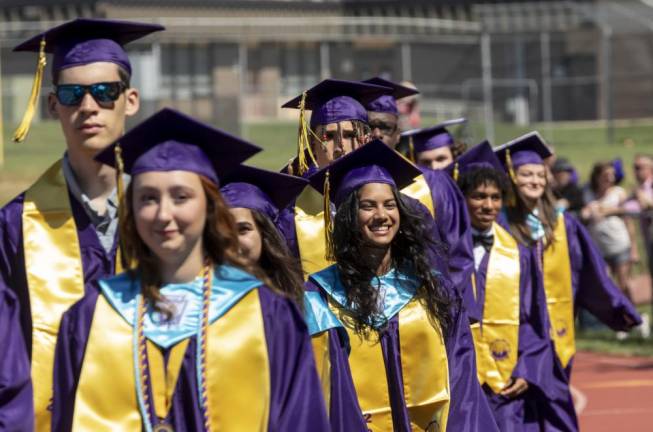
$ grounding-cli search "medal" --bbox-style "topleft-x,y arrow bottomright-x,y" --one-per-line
153,423 -> 174,432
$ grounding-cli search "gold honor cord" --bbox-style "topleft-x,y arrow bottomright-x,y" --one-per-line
542,214 -> 576,368
13,38 -> 47,143
470,223 -> 521,394
334,300 -> 450,432
22,160 -> 85,432
73,289 -> 270,430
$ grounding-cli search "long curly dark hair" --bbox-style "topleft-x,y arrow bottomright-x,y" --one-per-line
332,187 -> 453,338
250,210 -> 306,309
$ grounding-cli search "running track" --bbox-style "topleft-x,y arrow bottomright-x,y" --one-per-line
572,351 -> 653,431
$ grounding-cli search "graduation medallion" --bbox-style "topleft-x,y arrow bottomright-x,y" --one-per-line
153,423 -> 174,432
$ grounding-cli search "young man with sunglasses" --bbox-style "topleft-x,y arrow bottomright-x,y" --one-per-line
0,18 -> 163,431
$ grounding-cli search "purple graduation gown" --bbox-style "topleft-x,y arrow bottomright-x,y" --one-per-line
0,191 -> 120,351
306,276 -> 499,432
563,213 -> 640,331
0,288 -> 33,431
421,168 -> 477,321
52,284 -> 330,432
475,241 -> 577,431
323,328 -> 368,431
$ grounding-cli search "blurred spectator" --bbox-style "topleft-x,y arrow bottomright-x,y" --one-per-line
582,162 -> 637,302
551,157 -> 584,216
626,153 -> 653,281
397,81 -> 420,131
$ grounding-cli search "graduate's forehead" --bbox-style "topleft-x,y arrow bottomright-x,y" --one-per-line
132,170 -> 204,190
55,62 -> 124,84
324,120 -> 354,131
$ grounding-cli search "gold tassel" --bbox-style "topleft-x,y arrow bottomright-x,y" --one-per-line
408,136 -> 415,163
505,149 -> 517,184
297,91 -> 318,175
114,144 -> 129,269
323,171 -> 335,261
453,162 -> 459,182
13,37 -> 47,143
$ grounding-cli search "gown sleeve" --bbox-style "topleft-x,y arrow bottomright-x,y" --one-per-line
512,244 -> 553,391
303,281 -> 367,432
259,287 -> 331,432
565,214 -> 641,330
423,170 -> 477,320
275,204 -> 300,259
0,196 -> 31,349
0,288 -> 33,432
51,291 -> 99,432
445,299 -> 500,432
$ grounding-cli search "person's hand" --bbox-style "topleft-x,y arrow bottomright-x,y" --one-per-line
630,246 -> 640,264
500,377 -> 529,399
623,311 -> 639,328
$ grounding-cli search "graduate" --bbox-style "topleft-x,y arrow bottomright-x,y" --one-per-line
0,288 -> 33,431
0,18 -> 164,431
51,108 -> 330,431
305,140 -> 498,432
393,119 -> 477,319
455,142 -> 577,431
220,166 -> 367,431
362,76 -> 420,148
495,132 -> 641,375
401,120 -> 467,172
278,80 -> 460,296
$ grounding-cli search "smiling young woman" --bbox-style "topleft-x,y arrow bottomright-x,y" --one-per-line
220,165 -> 369,431
495,133 -> 640,380
305,140 -> 498,432
50,109 -> 330,432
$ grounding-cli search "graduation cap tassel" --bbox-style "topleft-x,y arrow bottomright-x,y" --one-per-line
114,144 -> 129,270
453,162 -> 459,182
505,149 -> 517,184
323,171 -> 335,262
13,38 -> 47,143
297,91 -> 318,175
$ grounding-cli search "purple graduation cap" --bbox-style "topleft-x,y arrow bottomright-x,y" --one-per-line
457,141 -> 504,174
612,158 -> 625,185
282,78 -> 393,128
494,131 -> 552,174
95,108 -> 261,185
12,18 -> 164,142
309,139 -> 421,207
221,165 -> 309,222
400,118 -> 467,157
14,18 -> 164,76
362,77 -> 420,116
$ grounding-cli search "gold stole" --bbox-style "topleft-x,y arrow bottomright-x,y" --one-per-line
340,300 -> 450,432
470,223 -> 521,394
295,175 -> 435,276
311,332 -> 332,413
72,289 -> 270,430
22,159 -> 85,432
542,213 -> 576,368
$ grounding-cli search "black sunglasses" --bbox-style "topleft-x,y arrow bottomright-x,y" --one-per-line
54,81 -> 127,106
